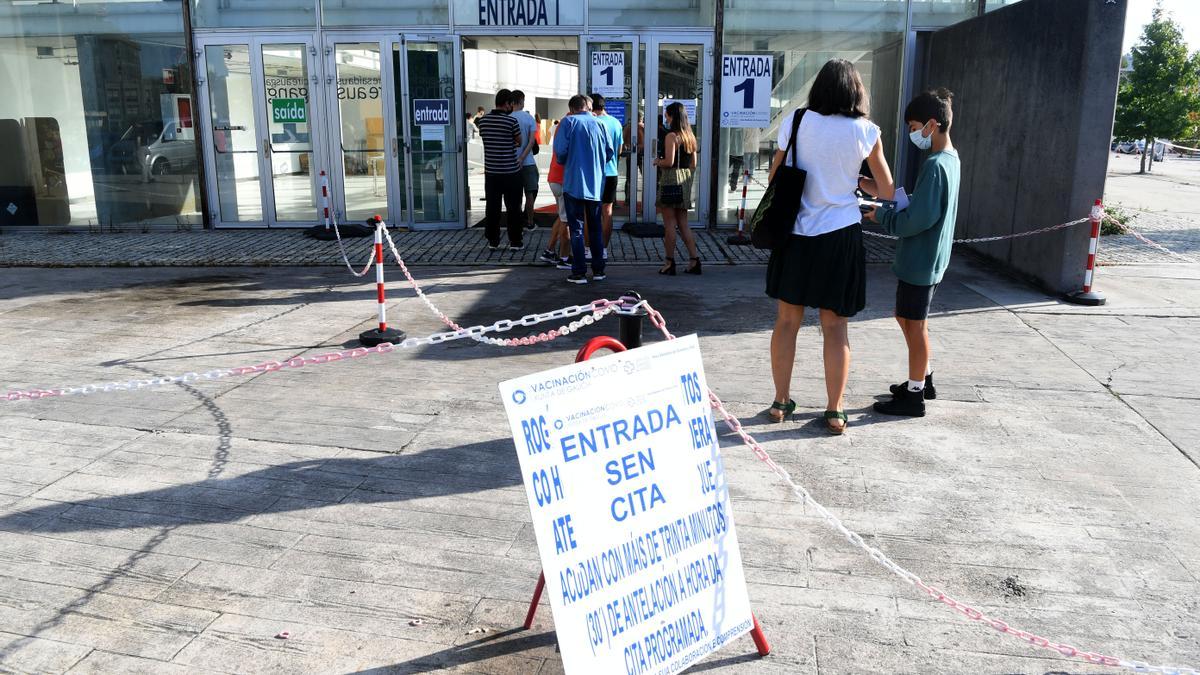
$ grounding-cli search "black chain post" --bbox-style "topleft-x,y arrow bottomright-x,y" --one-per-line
618,291 -> 647,349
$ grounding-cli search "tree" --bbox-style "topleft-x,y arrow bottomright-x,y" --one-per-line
1113,3 -> 1200,174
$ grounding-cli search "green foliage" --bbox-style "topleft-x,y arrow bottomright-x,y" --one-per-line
1101,203 -> 1134,236
1113,4 -> 1200,149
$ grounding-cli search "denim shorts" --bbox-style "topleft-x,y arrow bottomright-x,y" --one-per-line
521,164 -> 539,193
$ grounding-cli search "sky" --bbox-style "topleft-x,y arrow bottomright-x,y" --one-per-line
1124,0 -> 1200,54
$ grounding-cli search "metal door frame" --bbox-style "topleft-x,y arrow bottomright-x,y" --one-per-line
397,33 -> 463,230
642,33 -> 715,226
195,32 -> 325,228
581,34 -> 641,226
320,31 -> 403,227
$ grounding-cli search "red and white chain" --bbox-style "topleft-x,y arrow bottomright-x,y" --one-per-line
639,300 -> 1197,675
2,300 -> 620,403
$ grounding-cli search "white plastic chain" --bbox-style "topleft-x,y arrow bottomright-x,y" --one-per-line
634,300 -> 1196,675
380,226 -> 609,347
1107,220 -> 1198,263
330,221 -> 376,278
743,172 -> 1095,244
2,299 -> 622,403
861,217 -> 1092,243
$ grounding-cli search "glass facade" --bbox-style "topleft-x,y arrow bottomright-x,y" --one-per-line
191,0 -> 317,29
588,0 -> 715,29
0,0 -> 1001,229
324,0 -> 448,26
716,0 -> 908,222
911,0 -> 979,27
1,0 -> 200,228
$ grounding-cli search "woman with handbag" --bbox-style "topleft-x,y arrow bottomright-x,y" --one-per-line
765,59 -> 895,433
653,102 -> 701,275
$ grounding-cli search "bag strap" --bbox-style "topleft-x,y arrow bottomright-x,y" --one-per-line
785,108 -> 807,167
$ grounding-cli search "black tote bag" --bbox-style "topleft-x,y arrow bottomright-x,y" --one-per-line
750,109 -> 807,250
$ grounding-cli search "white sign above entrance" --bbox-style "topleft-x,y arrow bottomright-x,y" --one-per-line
720,55 -> 772,128
499,335 -> 754,675
591,51 -> 625,98
478,0 -> 559,26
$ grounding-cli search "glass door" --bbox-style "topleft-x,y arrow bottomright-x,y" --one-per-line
583,36 -> 640,227
643,35 -> 713,226
200,42 -> 263,225
396,35 -> 462,229
196,34 -> 325,227
322,34 -> 402,225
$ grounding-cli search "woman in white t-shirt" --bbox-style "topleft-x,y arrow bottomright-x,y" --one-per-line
764,59 -> 895,434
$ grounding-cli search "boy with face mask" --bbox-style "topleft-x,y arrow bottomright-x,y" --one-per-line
865,88 -> 960,417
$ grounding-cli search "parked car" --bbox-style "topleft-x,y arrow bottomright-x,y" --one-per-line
1111,139 -> 1165,160
142,123 -> 197,181
1131,139 -> 1166,161
107,121 -> 162,175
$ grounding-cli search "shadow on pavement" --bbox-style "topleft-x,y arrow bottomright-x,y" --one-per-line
349,628 -> 558,674
0,439 -> 522,535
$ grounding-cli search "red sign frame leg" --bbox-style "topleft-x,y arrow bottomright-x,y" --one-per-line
520,335 -> 771,659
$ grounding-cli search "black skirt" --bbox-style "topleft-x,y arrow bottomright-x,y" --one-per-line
765,224 -> 866,317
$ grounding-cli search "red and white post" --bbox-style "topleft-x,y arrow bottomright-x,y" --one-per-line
727,170 -> 752,246
1067,199 -> 1107,306
319,171 -> 332,231
358,215 -> 406,346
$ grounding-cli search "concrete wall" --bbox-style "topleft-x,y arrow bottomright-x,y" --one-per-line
924,0 -> 1126,294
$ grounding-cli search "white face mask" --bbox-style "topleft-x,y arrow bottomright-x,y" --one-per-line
909,121 -> 934,150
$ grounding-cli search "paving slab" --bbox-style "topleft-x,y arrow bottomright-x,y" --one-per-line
0,255 -> 1198,674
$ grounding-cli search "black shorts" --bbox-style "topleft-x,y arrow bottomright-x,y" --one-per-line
601,175 -> 619,205
895,280 -> 938,321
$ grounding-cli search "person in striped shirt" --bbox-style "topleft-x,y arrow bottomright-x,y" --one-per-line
475,89 -> 526,250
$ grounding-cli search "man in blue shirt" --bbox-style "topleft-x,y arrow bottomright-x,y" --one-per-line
553,95 -> 614,284
590,93 -> 625,254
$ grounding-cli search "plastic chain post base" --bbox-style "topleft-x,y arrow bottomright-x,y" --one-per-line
359,327 -> 406,346
573,335 -> 627,362
304,222 -> 375,241
1064,290 -> 1107,307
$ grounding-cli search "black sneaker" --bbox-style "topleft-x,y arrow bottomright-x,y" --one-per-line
592,273 -> 607,281
566,274 -> 588,285
487,243 -> 501,252
556,258 -> 574,271
873,387 -> 926,417
538,250 -> 558,264
525,221 -> 538,232
508,243 -> 525,251
890,374 -> 936,400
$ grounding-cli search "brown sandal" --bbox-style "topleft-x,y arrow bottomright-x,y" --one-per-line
824,410 -> 848,435
767,400 -> 796,423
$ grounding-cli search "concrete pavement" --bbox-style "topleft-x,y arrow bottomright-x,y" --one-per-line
0,253 -> 1198,674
